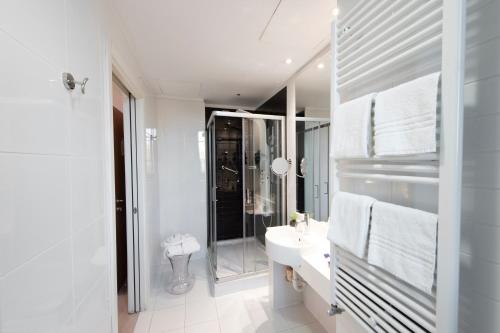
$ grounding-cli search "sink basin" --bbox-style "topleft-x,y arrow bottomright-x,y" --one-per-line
265,226 -> 313,267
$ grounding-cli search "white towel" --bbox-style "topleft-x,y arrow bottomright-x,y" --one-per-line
166,233 -> 182,245
162,234 -> 200,258
374,72 -> 440,156
181,237 -> 201,254
327,192 -> 376,258
367,201 -> 438,294
333,93 -> 376,158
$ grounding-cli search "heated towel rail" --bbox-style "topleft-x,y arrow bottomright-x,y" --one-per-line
329,1 -> 465,332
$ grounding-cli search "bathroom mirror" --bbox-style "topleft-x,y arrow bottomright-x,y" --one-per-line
271,157 -> 289,176
295,51 -> 331,221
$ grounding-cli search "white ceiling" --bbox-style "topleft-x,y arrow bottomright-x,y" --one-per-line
112,0 -> 336,108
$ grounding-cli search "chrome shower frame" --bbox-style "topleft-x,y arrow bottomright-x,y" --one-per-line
206,111 -> 286,283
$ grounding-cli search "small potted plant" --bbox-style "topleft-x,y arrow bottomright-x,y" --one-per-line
289,211 -> 299,227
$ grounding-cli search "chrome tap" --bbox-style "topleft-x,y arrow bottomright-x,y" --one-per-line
304,213 -> 310,227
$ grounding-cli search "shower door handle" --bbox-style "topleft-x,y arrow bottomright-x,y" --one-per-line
314,185 -> 320,198
212,186 -> 218,202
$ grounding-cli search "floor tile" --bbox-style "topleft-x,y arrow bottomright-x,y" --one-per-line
185,298 -> 217,326
288,322 -> 328,333
155,292 -> 186,310
215,293 -> 247,318
186,278 -> 213,304
275,304 -> 316,330
185,320 -> 220,333
149,305 -> 185,333
219,314 -> 254,333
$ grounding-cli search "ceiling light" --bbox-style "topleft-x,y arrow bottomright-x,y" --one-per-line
285,58 -> 293,65
332,8 -> 339,16
317,63 -> 325,69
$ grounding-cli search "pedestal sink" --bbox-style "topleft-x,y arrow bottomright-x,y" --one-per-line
265,225 -> 313,267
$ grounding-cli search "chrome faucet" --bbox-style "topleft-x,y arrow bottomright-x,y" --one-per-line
304,213 -> 310,227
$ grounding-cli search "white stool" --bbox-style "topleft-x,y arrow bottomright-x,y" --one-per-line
162,234 -> 200,295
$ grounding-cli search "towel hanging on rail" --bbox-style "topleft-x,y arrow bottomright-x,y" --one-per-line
367,201 -> 438,294
327,191 -> 376,258
373,72 -> 440,156
333,93 -> 376,158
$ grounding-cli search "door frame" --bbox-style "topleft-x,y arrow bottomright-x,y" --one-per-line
102,39 -> 150,332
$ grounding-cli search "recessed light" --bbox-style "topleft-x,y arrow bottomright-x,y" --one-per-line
285,58 -> 293,65
332,8 -> 339,16
317,63 -> 325,69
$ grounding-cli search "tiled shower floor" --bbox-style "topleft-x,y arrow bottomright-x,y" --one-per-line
213,238 -> 268,279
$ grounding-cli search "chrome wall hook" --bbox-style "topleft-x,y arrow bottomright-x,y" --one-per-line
62,72 -> 89,94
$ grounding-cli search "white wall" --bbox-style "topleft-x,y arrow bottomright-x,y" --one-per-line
141,97 -> 162,300
459,0 -> 500,331
157,98 -> 207,259
304,107 -> 329,118
0,0 -> 111,331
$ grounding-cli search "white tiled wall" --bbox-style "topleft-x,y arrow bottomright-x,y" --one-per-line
142,96 -> 162,307
156,98 -> 207,259
459,0 -> 500,331
0,0 -> 111,332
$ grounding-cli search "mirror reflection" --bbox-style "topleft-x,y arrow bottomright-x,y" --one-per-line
295,52 -> 331,221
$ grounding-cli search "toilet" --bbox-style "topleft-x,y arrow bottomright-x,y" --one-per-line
161,234 -> 200,295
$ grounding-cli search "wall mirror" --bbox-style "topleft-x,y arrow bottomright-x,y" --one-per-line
295,51 -> 331,221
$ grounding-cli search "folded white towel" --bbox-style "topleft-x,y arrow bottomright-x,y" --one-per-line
181,237 -> 201,254
162,234 -> 200,258
367,201 -> 438,294
333,93 -> 376,158
164,243 -> 184,257
374,72 -> 440,156
327,192 -> 376,258
165,233 -> 182,245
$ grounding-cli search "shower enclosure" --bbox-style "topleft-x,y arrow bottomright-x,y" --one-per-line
296,117 -> 330,221
207,111 -> 285,281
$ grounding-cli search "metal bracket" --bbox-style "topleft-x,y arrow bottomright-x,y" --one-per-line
328,304 -> 345,316
62,72 -> 89,94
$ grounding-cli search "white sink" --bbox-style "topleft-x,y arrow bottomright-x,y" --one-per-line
265,226 -> 314,267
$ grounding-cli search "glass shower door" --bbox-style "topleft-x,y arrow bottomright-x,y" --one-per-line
207,121 -> 217,272
242,117 -> 283,273
207,112 -> 285,281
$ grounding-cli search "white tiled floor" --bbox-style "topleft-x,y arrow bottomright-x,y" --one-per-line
134,258 -> 326,333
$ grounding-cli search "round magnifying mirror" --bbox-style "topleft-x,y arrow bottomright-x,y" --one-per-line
271,157 -> 289,176
300,157 -> 307,177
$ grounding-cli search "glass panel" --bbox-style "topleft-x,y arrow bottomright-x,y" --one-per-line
207,114 -> 284,280
296,120 -> 330,221
319,123 -> 330,221
214,116 -> 244,279
209,122 -> 217,271
243,118 -> 283,273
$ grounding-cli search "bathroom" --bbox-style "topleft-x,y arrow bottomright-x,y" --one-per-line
0,0 -> 498,332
